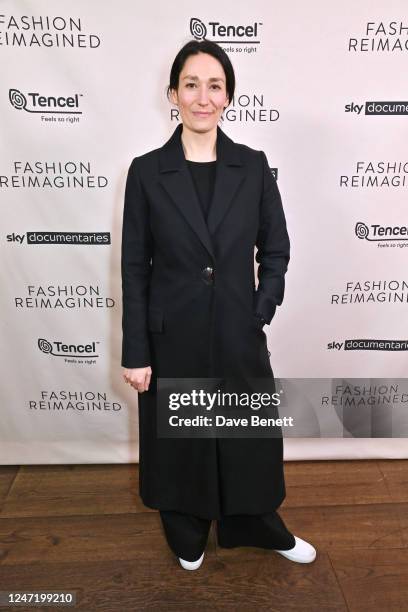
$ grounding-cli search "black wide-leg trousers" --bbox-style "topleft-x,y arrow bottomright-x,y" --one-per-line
160,509 -> 296,562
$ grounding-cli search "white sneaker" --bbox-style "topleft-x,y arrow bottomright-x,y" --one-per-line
178,551 -> 205,570
274,536 -> 316,563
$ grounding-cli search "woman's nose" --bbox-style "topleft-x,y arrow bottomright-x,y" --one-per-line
197,87 -> 210,104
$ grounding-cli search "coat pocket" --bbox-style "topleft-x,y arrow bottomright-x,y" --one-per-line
148,307 -> 164,333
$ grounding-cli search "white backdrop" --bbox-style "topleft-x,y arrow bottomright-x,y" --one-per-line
1,0 -> 407,463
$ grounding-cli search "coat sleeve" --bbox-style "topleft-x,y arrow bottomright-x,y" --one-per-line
121,157 -> 153,368
254,150 -> 290,325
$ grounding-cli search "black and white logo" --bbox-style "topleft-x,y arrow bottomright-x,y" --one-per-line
189,17 -> 262,47
355,222 -> 408,248
9,88 -> 83,114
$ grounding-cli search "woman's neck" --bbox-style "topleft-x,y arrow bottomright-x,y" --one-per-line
181,124 -> 217,162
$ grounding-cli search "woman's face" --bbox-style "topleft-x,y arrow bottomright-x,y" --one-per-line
170,52 -> 229,133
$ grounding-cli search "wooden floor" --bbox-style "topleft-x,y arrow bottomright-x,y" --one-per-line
0,459 -> 407,611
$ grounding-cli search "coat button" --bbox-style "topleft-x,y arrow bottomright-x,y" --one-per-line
202,266 -> 214,284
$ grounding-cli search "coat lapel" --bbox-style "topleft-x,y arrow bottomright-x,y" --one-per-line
158,122 -> 245,261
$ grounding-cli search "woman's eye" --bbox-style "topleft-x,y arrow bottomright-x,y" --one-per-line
186,83 -> 221,90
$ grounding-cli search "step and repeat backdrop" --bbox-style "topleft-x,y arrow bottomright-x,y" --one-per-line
1,1 -> 407,463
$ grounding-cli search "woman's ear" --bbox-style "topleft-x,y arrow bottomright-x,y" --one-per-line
169,88 -> 178,106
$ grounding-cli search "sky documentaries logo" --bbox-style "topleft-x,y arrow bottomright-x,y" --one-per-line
7,231 -> 111,245
328,339 -> 408,351
9,88 -> 83,115
190,17 -> 262,44
355,222 -> 408,247
345,101 -> 408,115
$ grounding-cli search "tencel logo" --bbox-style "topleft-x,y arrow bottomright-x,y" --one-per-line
190,18 -> 207,39
38,338 -> 100,364
355,222 -> 408,248
189,17 -> 262,46
9,88 -> 83,119
9,88 -> 82,113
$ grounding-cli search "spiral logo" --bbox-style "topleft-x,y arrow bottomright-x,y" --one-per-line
38,338 -> 53,354
190,18 -> 207,40
355,222 -> 369,239
9,89 -> 27,110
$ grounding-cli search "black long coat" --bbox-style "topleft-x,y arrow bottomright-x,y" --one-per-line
121,122 -> 290,519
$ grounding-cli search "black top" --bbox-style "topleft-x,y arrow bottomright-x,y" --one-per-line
186,160 -> 216,224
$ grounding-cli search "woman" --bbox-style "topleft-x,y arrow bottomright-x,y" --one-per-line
121,39 -> 316,570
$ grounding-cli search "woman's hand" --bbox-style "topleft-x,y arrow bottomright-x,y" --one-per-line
123,366 -> 152,393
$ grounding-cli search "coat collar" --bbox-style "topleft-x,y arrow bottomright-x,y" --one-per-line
158,122 -> 245,261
